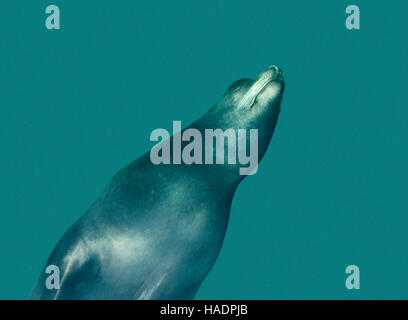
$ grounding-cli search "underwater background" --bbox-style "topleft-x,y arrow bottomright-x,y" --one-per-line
0,0 -> 407,299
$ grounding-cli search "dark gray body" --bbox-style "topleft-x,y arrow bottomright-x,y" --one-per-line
31,66 -> 285,299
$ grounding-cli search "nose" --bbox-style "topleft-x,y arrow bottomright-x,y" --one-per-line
260,65 -> 285,83
237,65 -> 285,109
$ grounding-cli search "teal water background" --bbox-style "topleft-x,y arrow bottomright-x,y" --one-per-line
0,1 -> 407,299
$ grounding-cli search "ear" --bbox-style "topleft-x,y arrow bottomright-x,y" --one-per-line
226,78 -> 251,94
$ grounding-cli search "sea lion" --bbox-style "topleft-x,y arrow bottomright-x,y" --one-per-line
31,65 -> 285,300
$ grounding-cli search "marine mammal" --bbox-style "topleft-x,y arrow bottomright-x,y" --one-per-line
31,65 -> 285,300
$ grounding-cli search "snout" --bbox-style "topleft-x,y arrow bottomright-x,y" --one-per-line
258,65 -> 285,84
238,65 -> 285,109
